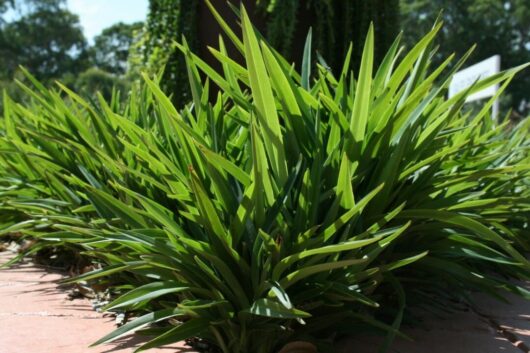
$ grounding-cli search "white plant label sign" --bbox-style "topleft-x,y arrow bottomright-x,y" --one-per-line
448,55 -> 501,101
448,55 -> 501,119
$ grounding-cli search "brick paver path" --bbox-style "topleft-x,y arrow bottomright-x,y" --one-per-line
2,249 -> 530,353
0,251 -> 194,353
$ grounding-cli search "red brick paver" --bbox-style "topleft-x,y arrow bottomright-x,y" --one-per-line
2,249 -> 530,353
0,251 -> 194,353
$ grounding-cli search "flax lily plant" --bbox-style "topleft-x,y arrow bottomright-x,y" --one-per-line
0,3 -> 529,353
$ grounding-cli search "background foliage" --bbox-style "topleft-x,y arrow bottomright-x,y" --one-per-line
401,0 -> 530,117
91,22 -> 144,76
0,0 -> 142,109
143,0 -> 400,106
144,0 -> 199,106
0,0 -> 87,81
1,0 -> 529,116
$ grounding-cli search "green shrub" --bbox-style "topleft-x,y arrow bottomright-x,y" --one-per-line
1,4 -> 529,353
74,67 -> 131,101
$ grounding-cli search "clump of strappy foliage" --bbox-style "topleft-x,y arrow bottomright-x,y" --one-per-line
1,3 -> 529,353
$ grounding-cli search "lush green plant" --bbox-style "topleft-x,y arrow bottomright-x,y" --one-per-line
1,4 -> 529,353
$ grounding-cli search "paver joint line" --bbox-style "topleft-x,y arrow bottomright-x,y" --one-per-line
0,311 -> 102,318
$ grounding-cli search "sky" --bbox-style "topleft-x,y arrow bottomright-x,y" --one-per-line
67,0 -> 148,43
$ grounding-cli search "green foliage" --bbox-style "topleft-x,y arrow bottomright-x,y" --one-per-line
0,0 -> 88,81
262,0 -> 299,56
0,0 -> 143,109
73,67 -> 130,101
144,0 -> 400,106
1,5 -> 530,353
402,0 -> 530,116
91,22 -> 144,75
268,0 -> 401,69
144,0 -> 199,106
0,0 -> 13,16
126,25 -> 149,82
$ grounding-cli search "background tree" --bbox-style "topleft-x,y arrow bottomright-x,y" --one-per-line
0,0 -> 145,108
401,0 -> 530,116
0,0 -> 13,16
0,0 -> 88,82
91,22 -> 144,75
74,22 -> 144,102
144,0 -> 199,106
144,0 -> 400,106
73,67 -> 130,101
263,0 -> 400,71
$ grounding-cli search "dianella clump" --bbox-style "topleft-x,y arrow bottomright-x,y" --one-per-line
0,3 -> 529,353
